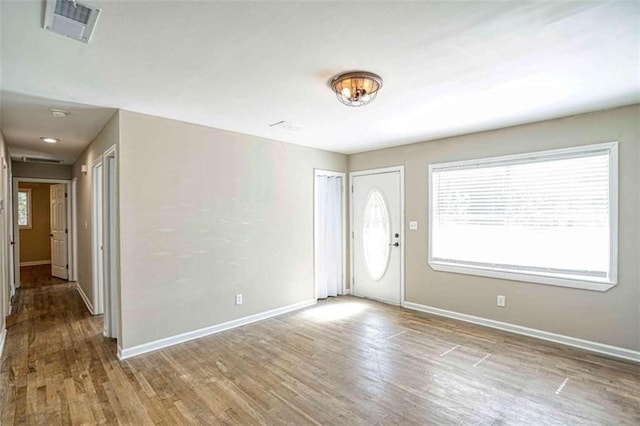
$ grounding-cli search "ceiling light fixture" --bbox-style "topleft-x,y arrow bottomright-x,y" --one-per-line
50,108 -> 70,118
41,137 -> 59,143
330,71 -> 383,107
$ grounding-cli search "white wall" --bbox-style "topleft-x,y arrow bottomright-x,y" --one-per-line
118,111 -> 347,350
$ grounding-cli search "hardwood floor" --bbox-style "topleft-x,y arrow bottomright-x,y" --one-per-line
1,270 -> 639,424
18,265 -> 67,288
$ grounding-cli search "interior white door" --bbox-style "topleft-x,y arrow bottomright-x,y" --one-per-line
352,171 -> 401,304
50,184 -> 68,279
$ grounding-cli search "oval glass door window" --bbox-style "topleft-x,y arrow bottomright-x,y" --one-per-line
362,189 -> 391,281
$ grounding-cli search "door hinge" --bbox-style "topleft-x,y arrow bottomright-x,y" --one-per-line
65,229 -> 68,234
66,264 -> 69,269
351,185 -> 354,193
65,192 -> 68,198
351,231 -> 354,239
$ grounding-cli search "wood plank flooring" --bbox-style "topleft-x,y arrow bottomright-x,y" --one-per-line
1,267 -> 639,424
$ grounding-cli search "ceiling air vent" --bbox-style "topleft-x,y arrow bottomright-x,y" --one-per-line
43,0 -> 102,43
22,156 -> 64,165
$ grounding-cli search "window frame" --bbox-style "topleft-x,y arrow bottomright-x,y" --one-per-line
18,188 -> 33,230
428,141 -> 618,292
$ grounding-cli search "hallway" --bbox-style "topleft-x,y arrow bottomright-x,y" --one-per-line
1,267 -> 640,424
1,266 -> 111,423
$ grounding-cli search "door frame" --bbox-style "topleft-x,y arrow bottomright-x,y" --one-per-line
349,166 -> 405,306
91,146 -> 119,339
70,178 -> 78,282
313,169 -> 347,299
91,156 -> 104,316
1,157 -> 10,317
102,145 -> 118,338
12,177 -> 77,289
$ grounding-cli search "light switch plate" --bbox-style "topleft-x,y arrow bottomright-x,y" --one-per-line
409,221 -> 418,230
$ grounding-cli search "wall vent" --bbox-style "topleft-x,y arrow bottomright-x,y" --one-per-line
43,0 -> 102,43
22,156 -> 64,165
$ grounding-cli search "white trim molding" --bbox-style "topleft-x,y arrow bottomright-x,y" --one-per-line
20,260 -> 51,266
118,299 -> 317,360
0,328 -> 6,357
403,301 -> 640,363
75,283 -> 94,315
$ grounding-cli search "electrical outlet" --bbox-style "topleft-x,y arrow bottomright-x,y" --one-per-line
497,295 -> 506,307
235,294 -> 243,305
409,221 -> 418,230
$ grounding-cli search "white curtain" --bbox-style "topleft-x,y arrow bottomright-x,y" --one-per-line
316,175 -> 343,299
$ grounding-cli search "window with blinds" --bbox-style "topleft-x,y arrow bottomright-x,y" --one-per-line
428,142 -> 618,291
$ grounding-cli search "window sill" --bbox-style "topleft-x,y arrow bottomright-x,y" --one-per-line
428,261 -> 615,292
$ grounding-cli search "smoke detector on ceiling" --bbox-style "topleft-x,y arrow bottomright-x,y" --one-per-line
43,0 -> 102,44
50,108 -> 70,118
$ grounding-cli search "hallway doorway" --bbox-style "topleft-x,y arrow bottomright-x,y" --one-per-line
12,178 -> 77,290
91,146 -> 118,338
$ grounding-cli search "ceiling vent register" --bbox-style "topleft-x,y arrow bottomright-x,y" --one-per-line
22,157 -> 64,165
43,0 -> 101,43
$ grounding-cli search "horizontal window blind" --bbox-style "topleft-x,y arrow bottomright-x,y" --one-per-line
429,143 -> 617,287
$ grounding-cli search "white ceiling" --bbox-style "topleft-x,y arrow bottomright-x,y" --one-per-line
1,1 -> 638,160
0,91 -> 116,164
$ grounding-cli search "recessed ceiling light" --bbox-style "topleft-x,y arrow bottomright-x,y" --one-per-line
50,108 -> 70,118
41,137 -> 59,144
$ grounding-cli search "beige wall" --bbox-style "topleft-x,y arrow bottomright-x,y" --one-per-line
18,182 -> 51,263
72,111 -> 120,308
349,104 -> 640,351
12,162 -> 72,179
118,110 -> 347,349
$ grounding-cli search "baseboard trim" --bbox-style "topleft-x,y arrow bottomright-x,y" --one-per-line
75,283 -> 94,315
20,260 -> 51,266
0,328 -> 6,357
118,298 -> 317,360
403,301 -> 640,363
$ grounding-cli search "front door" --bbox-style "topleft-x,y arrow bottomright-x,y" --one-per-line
352,170 -> 401,305
50,184 -> 68,279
